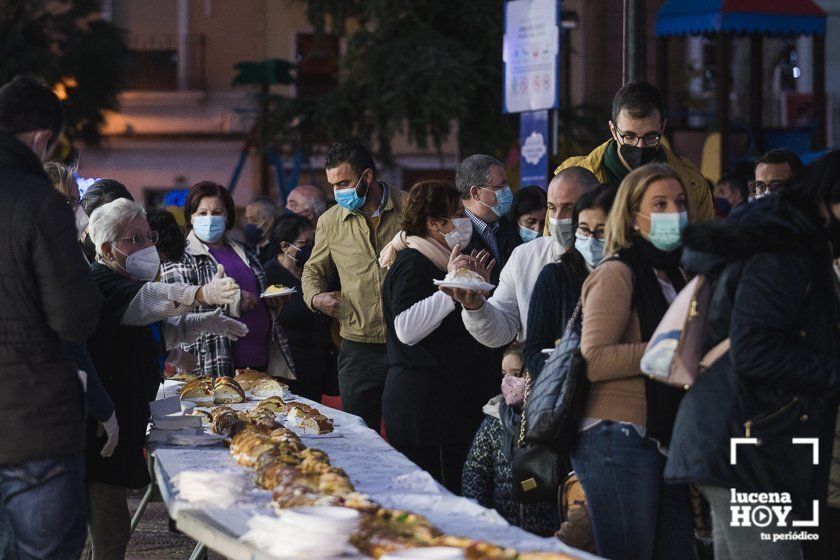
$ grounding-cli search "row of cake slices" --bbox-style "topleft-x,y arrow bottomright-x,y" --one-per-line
201,406 -> 576,560
179,368 -> 291,405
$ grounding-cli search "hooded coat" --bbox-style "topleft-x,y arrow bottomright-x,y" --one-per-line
664,194 -> 840,517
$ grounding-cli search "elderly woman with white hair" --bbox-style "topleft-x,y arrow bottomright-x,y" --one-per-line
84,198 -> 247,560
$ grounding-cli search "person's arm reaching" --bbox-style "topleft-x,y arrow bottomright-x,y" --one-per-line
394,291 -> 456,346
162,308 -> 249,349
461,258 -> 520,348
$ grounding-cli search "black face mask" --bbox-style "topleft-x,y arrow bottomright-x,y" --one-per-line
619,144 -> 660,169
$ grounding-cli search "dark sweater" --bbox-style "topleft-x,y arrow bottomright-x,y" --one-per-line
522,262 -> 585,378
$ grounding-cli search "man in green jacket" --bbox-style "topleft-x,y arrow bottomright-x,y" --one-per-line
302,140 -> 404,429
556,81 -> 713,222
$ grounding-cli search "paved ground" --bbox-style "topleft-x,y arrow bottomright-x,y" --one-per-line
125,490 -> 224,560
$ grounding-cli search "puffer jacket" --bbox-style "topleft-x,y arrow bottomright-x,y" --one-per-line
0,131 -> 102,464
665,194 -> 840,518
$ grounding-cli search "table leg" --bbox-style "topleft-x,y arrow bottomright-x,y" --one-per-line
129,452 -> 155,535
187,542 -> 206,560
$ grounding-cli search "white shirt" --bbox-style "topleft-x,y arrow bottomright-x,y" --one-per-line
462,236 -> 563,347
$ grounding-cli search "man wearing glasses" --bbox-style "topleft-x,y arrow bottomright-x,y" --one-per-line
750,148 -> 805,199
556,81 -> 713,222
455,154 -> 523,285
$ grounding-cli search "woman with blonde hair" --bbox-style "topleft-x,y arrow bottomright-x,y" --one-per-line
572,163 -> 695,559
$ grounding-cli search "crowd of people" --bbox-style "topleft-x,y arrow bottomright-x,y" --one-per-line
1,72 -> 839,560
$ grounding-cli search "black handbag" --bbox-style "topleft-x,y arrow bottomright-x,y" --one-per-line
523,298 -> 590,451
510,370 -> 561,503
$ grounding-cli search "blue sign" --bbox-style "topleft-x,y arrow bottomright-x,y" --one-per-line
520,110 -> 550,189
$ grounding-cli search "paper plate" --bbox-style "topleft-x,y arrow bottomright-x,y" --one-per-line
432,279 -> 495,292
260,287 -> 297,298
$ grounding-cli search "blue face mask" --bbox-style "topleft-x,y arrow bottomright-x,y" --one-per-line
481,186 -> 513,217
334,172 -> 370,210
193,215 -> 226,244
645,211 -> 688,252
518,224 -> 540,243
575,234 -> 605,267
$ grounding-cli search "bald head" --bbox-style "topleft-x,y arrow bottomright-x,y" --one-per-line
287,185 -> 327,226
546,166 -> 599,222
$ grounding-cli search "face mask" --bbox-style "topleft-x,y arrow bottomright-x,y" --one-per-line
443,217 -> 473,250
245,223 -> 265,246
287,243 -> 313,266
480,186 -> 513,217
334,173 -> 370,210
619,144 -> 659,169
114,245 -> 161,281
518,225 -> 540,243
549,217 -> 574,248
643,211 -> 688,252
575,235 -> 605,267
74,206 -> 89,238
501,374 -> 526,406
193,215 -> 226,243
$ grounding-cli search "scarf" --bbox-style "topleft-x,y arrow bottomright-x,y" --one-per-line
379,231 -> 450,271
618,235 -> 687,447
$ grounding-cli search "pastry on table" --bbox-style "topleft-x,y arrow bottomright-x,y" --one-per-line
179,377 -> 213,401
298,413 -> 334,435
249,377 -> 290,399
233,368 -> 270,391
166,371 -> 197,382
255,396 -> 285,414
212,376 -> 246,404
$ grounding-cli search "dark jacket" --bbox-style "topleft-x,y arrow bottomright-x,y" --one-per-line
464,215 -> 522,286
0,132 -> 102,465
522,260 -> 586,377
665,195 -> 840,517
86,264 -> 160,488
462,403 -> 559,536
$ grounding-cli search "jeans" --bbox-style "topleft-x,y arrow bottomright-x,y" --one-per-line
701,485 -> 801,560
0,453 -> 86,560
571,421 -> 694,560
337,340 -> 387,430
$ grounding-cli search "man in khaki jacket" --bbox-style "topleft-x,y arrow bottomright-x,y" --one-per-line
556,81 -> 713,222
302,140 -> 404,429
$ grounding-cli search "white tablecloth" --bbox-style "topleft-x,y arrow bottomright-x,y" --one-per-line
151,381 -> 601,559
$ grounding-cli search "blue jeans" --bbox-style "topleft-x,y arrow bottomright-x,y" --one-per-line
571,421 -> 694,560
0,454 -> 86,560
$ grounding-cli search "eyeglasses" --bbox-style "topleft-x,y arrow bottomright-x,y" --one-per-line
748,180 -> 787,195
575,226 -> 606,241
613,123 -> 663,147
116,231 -> 159,247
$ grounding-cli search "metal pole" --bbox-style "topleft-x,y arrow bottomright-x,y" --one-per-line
623,0 -> 647,83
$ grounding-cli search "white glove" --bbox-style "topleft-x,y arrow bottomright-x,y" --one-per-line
192,308 -> 249,341
97,412 -> 119,458
165,348 -> 198,372
202,265 -> 239,306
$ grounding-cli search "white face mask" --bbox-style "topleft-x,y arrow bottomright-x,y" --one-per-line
443,217 -> 473,250
549,217 -> 574,248
114,245 -> 161,281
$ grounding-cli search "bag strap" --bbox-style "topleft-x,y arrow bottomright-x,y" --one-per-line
516,370 -> 532,448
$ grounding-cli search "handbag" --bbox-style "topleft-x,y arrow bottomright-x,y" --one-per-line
522,299 -> 590,451
640,275 -> 712,389
510,370 -> 560,504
